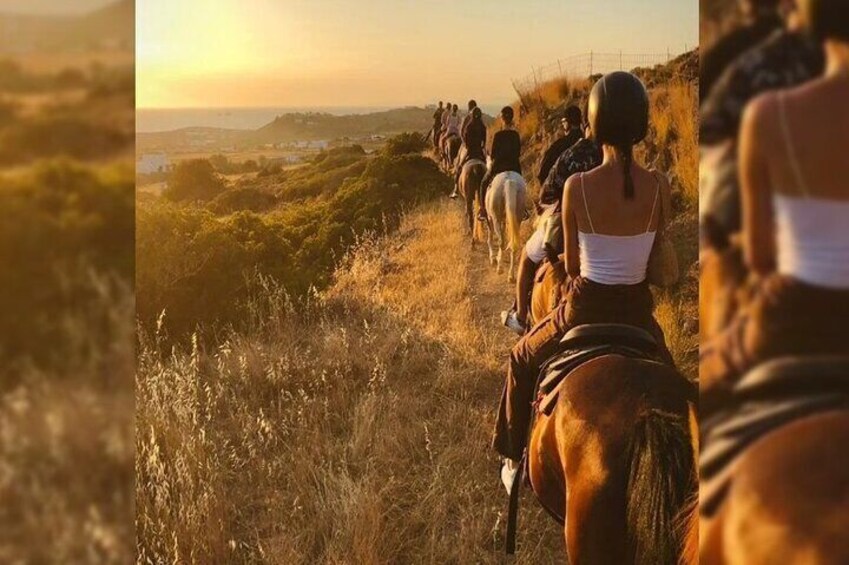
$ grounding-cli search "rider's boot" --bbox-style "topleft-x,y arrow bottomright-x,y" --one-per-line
501,458 -> 520,494
500,310 -> 525,336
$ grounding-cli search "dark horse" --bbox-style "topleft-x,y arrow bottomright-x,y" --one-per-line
699,236 -> 849,564
441,133 -> 462,173
457,158 -> 487,243
529,258 -> 567,327
526,353 -> 698,564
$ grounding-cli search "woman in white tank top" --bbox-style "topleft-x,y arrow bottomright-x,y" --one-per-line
493,72 -> 675,491
701,0 -> 849,415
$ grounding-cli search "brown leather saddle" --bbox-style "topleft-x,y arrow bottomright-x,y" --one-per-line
506,323 -> 661,554
535,324 -> 661,416
700,356 -> 849,517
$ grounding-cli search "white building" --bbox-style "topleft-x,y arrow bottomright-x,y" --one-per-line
137,153 -> 170,174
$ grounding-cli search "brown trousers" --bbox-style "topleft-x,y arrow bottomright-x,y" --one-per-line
700,275 -> 849,418
492,277 -> 671,461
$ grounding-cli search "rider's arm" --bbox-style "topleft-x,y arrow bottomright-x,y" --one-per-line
562,175 -> 581,279
739,93 -> 777,275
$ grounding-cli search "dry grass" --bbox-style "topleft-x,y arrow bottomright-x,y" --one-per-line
645,81 -> 699,209
0,280 -> 135,564
136,55 -> 699,562
137,201 -> 565,562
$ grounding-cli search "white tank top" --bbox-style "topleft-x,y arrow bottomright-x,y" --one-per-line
773,92 -> 849,289
577,172 -> 658,285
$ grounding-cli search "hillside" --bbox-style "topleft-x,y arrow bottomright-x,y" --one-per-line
252,107 -> 437,143
136,52 -> 699,562
137,199 -> 566,562
137,107 -> 497,154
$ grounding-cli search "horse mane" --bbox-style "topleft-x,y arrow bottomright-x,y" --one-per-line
626,408 -> 694,565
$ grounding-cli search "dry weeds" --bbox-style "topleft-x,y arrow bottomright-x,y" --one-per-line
137,201 -> 565,563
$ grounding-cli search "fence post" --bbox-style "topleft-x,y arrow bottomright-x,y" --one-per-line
589,51 -> 593,77
619,50 -> 623,70
558,58 -> 563,77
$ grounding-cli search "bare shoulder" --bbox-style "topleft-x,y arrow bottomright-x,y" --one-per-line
563,173 -> 583,205
741,90 -> 781,141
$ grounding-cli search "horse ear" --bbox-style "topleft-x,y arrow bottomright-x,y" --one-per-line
702,215 -> 730,251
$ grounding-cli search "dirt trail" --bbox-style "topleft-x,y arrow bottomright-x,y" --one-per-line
330,194 -> 566,561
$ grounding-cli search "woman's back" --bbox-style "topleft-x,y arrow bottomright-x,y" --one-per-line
569,163 -> 669,285
575,165 -> 664,235
765,78 -> 849,201
747,77 -> 849,288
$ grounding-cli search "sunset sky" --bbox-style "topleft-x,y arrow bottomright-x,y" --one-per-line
138,0 -> 698,109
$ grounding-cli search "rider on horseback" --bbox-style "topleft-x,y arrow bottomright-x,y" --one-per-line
492,72 -> 674,492
700,0 -> 784,102
451,103 -> 487,199
479,106 -> 522,221
501,107 -> 601,335
432,101 -> 445,148
537,105 -> 584,187
444,104 -> 461,138
700,0 -> 849,417
701,0 -> 823,237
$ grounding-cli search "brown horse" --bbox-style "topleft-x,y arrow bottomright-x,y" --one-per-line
699,238 -> 849,564
527,354 -> 698,564
441,133 -> 461,172
457,159 -> 487,244
529,258 -> 566,327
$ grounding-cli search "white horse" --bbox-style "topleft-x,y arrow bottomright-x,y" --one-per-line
484,170 -> 526,282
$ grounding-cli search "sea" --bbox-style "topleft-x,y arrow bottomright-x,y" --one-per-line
137,105 -> 507,133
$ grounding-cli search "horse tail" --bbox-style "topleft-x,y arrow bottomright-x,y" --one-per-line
472,164 -> 486,241
504,175 -> 524,252
677,402 -> 700,565
626,407 -> 694,565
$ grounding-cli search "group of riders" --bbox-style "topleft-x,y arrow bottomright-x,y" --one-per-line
431,73 -> 677,493
428,0 -> 848,559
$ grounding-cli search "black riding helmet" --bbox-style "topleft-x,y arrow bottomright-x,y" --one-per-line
588,71 -> 649,148
588,72 -> 649,198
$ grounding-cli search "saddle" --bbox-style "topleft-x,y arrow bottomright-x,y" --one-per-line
700,356 -> 849,517
506,323 -> 661,554
534,324 -> 660,416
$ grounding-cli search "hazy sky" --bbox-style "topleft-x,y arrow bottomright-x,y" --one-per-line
0,0 -> 114,14
138,0 -> 698,109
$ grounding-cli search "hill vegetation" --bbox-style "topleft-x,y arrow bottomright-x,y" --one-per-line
136,52 -> 699,561
0,19 -> 135,563
137,137 -> 450,337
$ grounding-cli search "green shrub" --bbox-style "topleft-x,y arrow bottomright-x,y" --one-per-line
0,116 -> 129,165
137,153 -> 450,337
207,186 -> 278,214
383,131 -> 427,156
163,159 -> 226,203
0,160 -> 133,372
